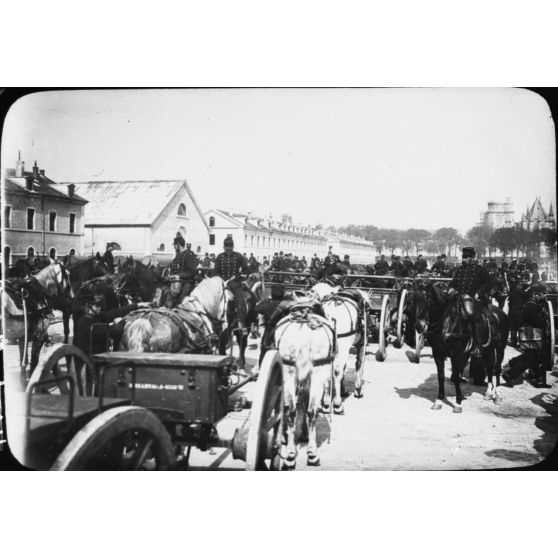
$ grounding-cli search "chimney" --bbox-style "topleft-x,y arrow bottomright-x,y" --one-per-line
32,161 -> 39,179
15,150 -> 25,178
25,176 -> 33,190
39,169 -> 45,178
67,184 -> 75,198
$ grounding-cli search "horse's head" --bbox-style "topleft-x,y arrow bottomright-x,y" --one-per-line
406,286 -> 431,334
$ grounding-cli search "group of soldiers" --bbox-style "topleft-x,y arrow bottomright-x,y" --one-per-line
93,235 -> 555,389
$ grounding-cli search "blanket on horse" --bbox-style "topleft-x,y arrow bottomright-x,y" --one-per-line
127,302 -> 215,352
3,277 -> 48,316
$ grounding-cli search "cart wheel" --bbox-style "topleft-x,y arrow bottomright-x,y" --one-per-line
393,289 -> 407,349
375,295 -> 391,362
245,350 -> 284,471
26,343 -> 95,396
547,300 -> 555,370
354,310 -> 367,398
415,331 -> 425,363
51,406 -> 176,470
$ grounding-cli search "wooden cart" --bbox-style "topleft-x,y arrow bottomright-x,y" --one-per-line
18,344 -> 285,471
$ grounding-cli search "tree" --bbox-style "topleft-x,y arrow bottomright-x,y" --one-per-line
488,227 -> 518,257
466,225 -> 493,257
433,227 -> 462,257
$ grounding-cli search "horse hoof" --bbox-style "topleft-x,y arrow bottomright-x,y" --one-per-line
319,404 -> 330,414
375,351 -> 386,362
307,454 -> 321,467
494,395 -> 503,405
333,404 -> 345,415
453,405 -> 463,414
483,393 -> 493,401
431,403 -> 442,410
354,387 -> 363,399
282,462 -> 296,471
393,340 -> 402,349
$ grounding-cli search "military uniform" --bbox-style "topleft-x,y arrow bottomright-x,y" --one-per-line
214,248 -> 249,329
449,262 -> 492,298
504,287 -> 550,386
374,258 -> 390,275
415,257 -> 428,274
390,258 -> 404,277
169,247 -> 199,299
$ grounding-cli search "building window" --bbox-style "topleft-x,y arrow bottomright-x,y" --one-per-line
27,208 -> 35,230
4,246 -> 11,268
177,203 -> 186,216
49,247 -> 56,260
4,205 -> 11,228
209,216 -> 215,227
27,246 -> 35,258
209,234 -> 215,246
49,211 -> 57,232
226,234 -> 233,239
251,235 -> 254,246
158,243 -> 165,251
69,213 -> 76,233
69,248 -> 76,256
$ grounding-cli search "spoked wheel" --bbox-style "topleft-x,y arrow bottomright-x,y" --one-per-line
245,350 -> 284,471
547,300 -> 555,370
393,289 -> 407,349
375,295 -> 391,362
51,406 -> 176,470
354,309 -> 367,398
26,343 -> 96,396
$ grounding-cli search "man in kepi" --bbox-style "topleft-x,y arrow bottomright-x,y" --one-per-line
502,284 -> 550,388
169,235 -> 199,300
448,246 -> 493,357
213,237 -> 249,334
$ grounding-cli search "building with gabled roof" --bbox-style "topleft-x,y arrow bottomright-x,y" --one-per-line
3,153 -> 88,267
520,197 -> 555,231
61,179 -> 210,260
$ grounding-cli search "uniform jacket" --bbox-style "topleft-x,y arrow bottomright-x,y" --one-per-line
415,259 -> 428,273
374,260 -> 390,275
449,263 -> 492,297
170,249 -> 198,278
522,300 -> 547,330
214,251 -> 248,281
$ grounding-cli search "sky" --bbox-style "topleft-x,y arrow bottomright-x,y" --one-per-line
1,88 -> 555,235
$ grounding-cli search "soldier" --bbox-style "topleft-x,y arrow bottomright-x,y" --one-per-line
374,255 -> 390,275
390,255 -> 404,277
213,237 -> 249,333
431,254 -> 447,276
448,246 -> 493,356
73,293 -> 151,357
402,255 -> 414,277
503,284 -> 550,388
415,254 -> 428,274
486,257 -> 498,276
202,252 -> 211,268
248,253 -> 259,273
169,235 -> 199,300
508,279 -> 529,347
255,284 -> 286,365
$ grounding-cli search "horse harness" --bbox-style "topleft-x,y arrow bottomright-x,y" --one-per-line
276,306 -> 336,367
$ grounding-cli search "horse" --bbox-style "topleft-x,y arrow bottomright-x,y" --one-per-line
2,263 -> 72,379
311,282 -> 363,412
120,276 -> 229,353
218,277 -> 263,371
407,282 -> 509,412
116,257 -> 162,303
275,306 -> 336,468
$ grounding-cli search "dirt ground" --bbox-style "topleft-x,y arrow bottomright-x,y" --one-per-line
2,317 -> 557,471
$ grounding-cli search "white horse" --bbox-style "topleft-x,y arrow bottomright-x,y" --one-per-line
121,276 -> 229,353
275,307 -> 335,468
311,282 -> 362,413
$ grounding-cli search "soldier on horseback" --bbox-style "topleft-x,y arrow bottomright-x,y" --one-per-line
213,237 -> 249,334
448,246 -> 493,357
169,235 -> 199,299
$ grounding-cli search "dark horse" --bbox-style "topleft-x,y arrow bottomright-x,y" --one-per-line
64,254 -> 113,339
407,282 -> 509,412
219,281 -> 262,371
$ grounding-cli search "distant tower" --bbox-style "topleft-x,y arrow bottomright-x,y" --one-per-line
15,150 -> 24,177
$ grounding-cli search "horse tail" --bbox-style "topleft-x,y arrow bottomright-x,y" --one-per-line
124,317 -> 153,352
294,343 -> 314,383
